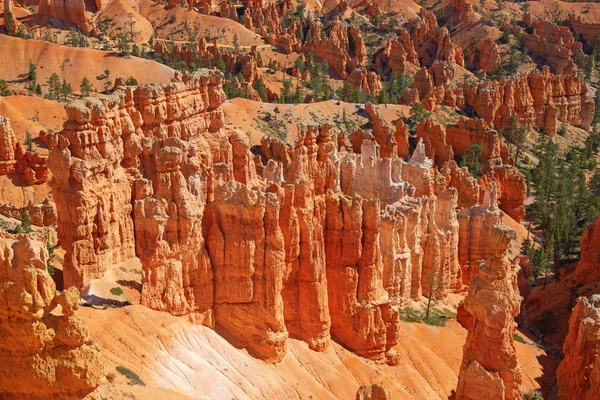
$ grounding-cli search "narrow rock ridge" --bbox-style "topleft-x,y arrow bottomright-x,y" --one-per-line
49,70 -> 515,364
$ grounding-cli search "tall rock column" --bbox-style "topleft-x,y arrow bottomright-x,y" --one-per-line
556,295 -> 600,400
0,116 -> 17,174
48,96 -> 137,289
325,194 -> 400,364
205,181 -> 288,362
135,143 -> 213,322
456,225 -> 523,400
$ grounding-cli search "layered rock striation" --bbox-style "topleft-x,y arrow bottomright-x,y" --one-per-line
38,0 -> 95,34
0,233 -> 104,399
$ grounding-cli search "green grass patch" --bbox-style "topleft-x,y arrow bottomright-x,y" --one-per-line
398,306 -> 456,327
116,366 -> 145,386
513,332 -> 527,344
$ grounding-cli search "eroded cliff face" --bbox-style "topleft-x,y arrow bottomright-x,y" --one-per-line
455,225 -> 523,400
49,69 -> 519,365
0,233 -> 104,399
38,0 -> 95,34
575,215 -> 600,284
556,295 -> 600,400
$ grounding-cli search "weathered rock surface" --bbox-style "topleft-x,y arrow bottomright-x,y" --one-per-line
556,295 -> 600,400
576,215 -> 600,284
38,0 -> 95,35
356,384 -> 391,400
49,68 -> 519,365
0,233 -> 104,399
456,225 -> 523,400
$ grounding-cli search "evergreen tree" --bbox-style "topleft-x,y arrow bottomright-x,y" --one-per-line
254,79 -> 268,102
47,73 -> 60,99
24,131 -> 33,152
80,77 -> 92,95
461,144 -> 484,179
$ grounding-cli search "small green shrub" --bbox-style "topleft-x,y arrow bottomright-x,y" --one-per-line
513,332 -> 527,344
110,287 -> 124,296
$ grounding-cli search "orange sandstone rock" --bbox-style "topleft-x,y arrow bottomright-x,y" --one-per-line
456,225 -> 523,400
38,0 -> 95,35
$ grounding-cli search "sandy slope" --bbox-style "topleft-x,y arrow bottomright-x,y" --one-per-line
77,262 -> 550,400
0,95 -> 66,143
0,35 -> 174,91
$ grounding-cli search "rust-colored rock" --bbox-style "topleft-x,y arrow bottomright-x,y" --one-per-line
456,225 -> 523,400
38,0 -> 95,35
206,181 -> 288,362
325,194 -> 400,364
556,295 -> 600,400
356,384 -> 391,400
0,116 -> 17,174
0,233 -> 105,399
575,215 -> 600,284
457,182 -> 504,284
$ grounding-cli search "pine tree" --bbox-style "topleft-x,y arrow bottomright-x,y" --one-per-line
80,77 -> 92,95
47,73 -> 60,99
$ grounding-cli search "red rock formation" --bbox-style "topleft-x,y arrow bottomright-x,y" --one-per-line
375,31 -> 420,74
48,70 -> 225,290
206,181 -> 288,362
0,116 -> 16,174
522,14 -> 587,75
575,215 -> 600,284
364,102 -> 409,159
38,0 -> 95,35
0,233 -> 105,399
459,66 -> 594,135
566,12 -> 600,47
456,225 -> 523,400
556,295 -> 600,400
325,194 -> 400,364
472,39 -> 501,74
415,117 -> 526,221
347,68 -> 382,96
457,182 -> 504,284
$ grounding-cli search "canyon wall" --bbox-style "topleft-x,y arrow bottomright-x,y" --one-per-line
0,233 -> 104,399
556,295 -> 600,400
456,225 -> 523,400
